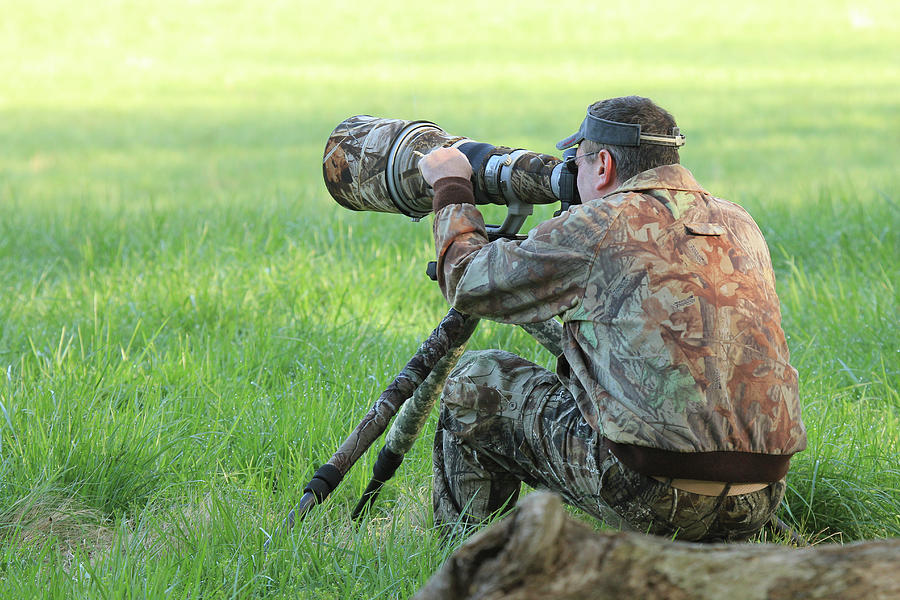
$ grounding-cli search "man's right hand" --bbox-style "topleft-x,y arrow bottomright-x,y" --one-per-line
418,147 -> 473,188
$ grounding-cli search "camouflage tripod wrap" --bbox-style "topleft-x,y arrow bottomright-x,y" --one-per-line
518,320 -> 564,358
350,315 -> 481,519
281,308 -> 477,530
352,317 -> 564,519
385,323 -> 481,455
382,320 -> 564,456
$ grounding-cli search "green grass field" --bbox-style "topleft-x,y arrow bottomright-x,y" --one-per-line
1,0 -> 898,597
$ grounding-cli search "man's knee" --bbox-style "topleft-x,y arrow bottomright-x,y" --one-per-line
447,349 -> 522,384
443,349 -> 554,417
442,350 -> 520,419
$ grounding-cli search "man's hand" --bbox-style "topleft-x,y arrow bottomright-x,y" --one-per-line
418,147 -> 473,187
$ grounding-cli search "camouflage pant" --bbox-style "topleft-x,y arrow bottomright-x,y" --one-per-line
432,349 -> 786,543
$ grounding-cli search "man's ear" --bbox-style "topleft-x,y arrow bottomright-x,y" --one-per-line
595,149 -> 616,191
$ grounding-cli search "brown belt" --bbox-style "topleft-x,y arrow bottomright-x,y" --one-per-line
652,477 -> 770,497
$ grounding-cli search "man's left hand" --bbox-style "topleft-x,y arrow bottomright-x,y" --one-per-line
418,147 -> 473,187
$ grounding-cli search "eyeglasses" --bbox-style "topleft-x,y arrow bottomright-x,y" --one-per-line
564,150 -> 600,174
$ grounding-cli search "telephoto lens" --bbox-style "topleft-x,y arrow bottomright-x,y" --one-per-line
323,115 -> 578,233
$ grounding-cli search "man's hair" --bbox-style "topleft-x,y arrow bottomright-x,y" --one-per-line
580,96 -> 679,184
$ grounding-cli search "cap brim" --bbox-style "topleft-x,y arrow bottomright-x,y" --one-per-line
555,132 -> 582,151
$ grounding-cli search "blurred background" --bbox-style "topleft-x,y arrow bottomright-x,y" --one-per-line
3,1 -> 897,206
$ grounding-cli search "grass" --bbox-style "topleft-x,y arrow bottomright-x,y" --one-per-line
0,0 -> 898,596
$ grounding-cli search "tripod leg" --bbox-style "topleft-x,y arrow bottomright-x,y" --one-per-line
386,318 -> 478,455
350,317 -> 560,520
351,317 -> 479,520
266,309 -> 475,548
518,319 -> 563,357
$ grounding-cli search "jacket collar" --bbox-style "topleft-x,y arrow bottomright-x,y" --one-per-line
605,164 -> 706,197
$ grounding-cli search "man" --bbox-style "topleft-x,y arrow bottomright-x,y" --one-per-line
418,96 -> 806,542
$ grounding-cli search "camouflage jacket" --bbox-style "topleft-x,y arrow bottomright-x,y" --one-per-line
432,165 -> 806,479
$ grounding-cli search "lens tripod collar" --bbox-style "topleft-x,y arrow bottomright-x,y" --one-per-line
556,112 -> 685,150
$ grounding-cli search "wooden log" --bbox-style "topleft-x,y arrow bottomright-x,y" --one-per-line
414,492 -> 900,600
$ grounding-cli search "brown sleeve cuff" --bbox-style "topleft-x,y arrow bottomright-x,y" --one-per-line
432,177 -> 475,212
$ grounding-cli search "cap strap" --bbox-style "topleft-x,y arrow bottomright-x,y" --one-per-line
638,128 -> 686,147
557,112 -> 686,149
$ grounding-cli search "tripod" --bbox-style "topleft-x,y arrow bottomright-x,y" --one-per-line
270,309 -> 562,538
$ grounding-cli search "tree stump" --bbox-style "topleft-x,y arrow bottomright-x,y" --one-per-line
414,492 -> 900,600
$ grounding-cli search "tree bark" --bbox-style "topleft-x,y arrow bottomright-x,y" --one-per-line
414,492 -> 900,600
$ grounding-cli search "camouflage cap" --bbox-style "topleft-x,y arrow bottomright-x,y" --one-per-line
556,109 -> 685,150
